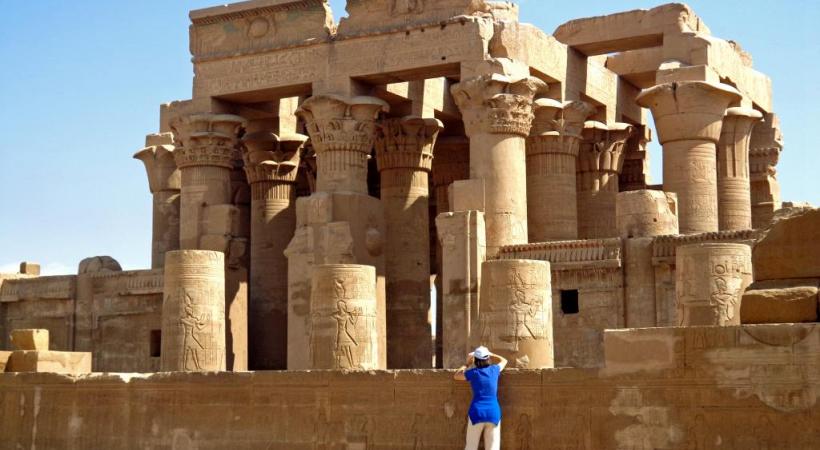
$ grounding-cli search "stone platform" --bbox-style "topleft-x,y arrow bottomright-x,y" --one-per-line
1,324 -> 817,449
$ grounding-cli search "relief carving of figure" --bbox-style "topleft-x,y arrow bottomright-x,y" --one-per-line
180,292 -> 209,370
508,272 -> 543,350
333,299 -> 363,369
516,413 -> 532,450
710,276 -> 738,325
686,414 -> 709,450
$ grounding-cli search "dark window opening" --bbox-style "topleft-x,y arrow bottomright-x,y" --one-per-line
560,290 -> 580,315
150,330 -> 162,357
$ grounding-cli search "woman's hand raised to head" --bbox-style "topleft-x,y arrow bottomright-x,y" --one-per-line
490,352 -> 508,371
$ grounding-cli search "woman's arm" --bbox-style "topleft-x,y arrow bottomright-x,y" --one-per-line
490,353 -> 508,371
453,354 -> 475,381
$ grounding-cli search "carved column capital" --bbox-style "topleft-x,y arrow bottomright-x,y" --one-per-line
133,133 -> 180,193
296,95 -> 388,193
170,114 -> 247,170
375,117 -> 443,173
636,81 -> 741,144
527,99 -> 595,158
451,59 -> 546,137
296,94 -> 389,154
242,132 -> 308,185
577,122 -> 634,187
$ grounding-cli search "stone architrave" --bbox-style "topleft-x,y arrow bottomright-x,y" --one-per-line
750,113 -> 784,228
134,133 -> 181,269
478,259 -> 553,369
161,250 -> 226,372
637,81 -> 741,234
451,58 -> 547,256
171,113 -> 248,371
242,128 -> 307,370
375,116 -> 442,369
296,95 -> 389,194
309,264 -> 382,370
436,210 -> 486,369
675,243 -> 752,326
717,107 -> 763,231
526,99 -> 595,241
576,121 -> 634,239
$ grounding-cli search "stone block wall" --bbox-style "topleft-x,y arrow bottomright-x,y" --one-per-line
0,324 -> 817,449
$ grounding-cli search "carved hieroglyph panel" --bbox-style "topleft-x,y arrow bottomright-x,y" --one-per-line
310,264 -> 381,370
675,243 -> 752,327
478,259 -> 554,368
161,250 -> 226,372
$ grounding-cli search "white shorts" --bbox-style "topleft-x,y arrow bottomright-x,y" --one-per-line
465,418 -> 500,450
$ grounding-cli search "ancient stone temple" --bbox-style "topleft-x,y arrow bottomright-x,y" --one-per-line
1,1 -> 818,448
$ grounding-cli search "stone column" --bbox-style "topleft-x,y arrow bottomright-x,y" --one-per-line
619,126 -> 653,192
309,264 -> 383,370
451,58 -> 546,256
617,190 -> 679,328
750,113 -> 784,228
717,108 -> 762,231
161,250 -> 226,372
287,95 -> 388,371
675,243 -> 752,326
478,259 -> 553,369
375,116 -> 442,368
242,128 -> 307,370
296,95 -> 389,194
431,137 -> 470,218
171,113 -> 248,371
526,100 -> 595,241
134,133 -> 181,269
430,137 -> 469,367
436,210 -> 486,369
637,81 -> 741,234
577,122 -> 634,239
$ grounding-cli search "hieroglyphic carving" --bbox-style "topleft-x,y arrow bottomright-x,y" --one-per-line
479,260 -> 553,368
309,265 -> 381,370
189,0 -> 332,61
675,243 -> 752,326
161,250 -> 226,372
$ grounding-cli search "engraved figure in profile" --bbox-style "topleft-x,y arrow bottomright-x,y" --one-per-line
180,291 -> 209,370
710,276 -> 738,325
333,299 -> 362,369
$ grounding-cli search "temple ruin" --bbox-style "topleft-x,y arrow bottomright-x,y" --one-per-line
1,1 -> 818,448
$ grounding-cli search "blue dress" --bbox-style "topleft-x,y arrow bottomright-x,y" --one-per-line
464,364 -> 501,425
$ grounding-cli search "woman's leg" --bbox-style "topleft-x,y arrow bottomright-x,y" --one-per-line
465,419 -> 483,450
482,421 -> 501,450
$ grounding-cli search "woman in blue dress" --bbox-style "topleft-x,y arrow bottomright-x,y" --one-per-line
453,346 -> 508,450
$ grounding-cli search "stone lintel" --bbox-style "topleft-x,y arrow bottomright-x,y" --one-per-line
553,3 -> 709,56
338,0 -> 518,38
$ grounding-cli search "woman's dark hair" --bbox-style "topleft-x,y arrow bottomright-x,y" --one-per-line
475,358 -> 491,368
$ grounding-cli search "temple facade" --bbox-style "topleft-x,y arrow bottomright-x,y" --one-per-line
1,1 -> 818,448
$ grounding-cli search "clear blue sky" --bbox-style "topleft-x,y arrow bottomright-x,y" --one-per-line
1,1 -> 817,275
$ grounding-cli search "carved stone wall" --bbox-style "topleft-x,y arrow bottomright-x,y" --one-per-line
3,324 -> 817,449
0,270 -> 165,373
498,239 -> 624,367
